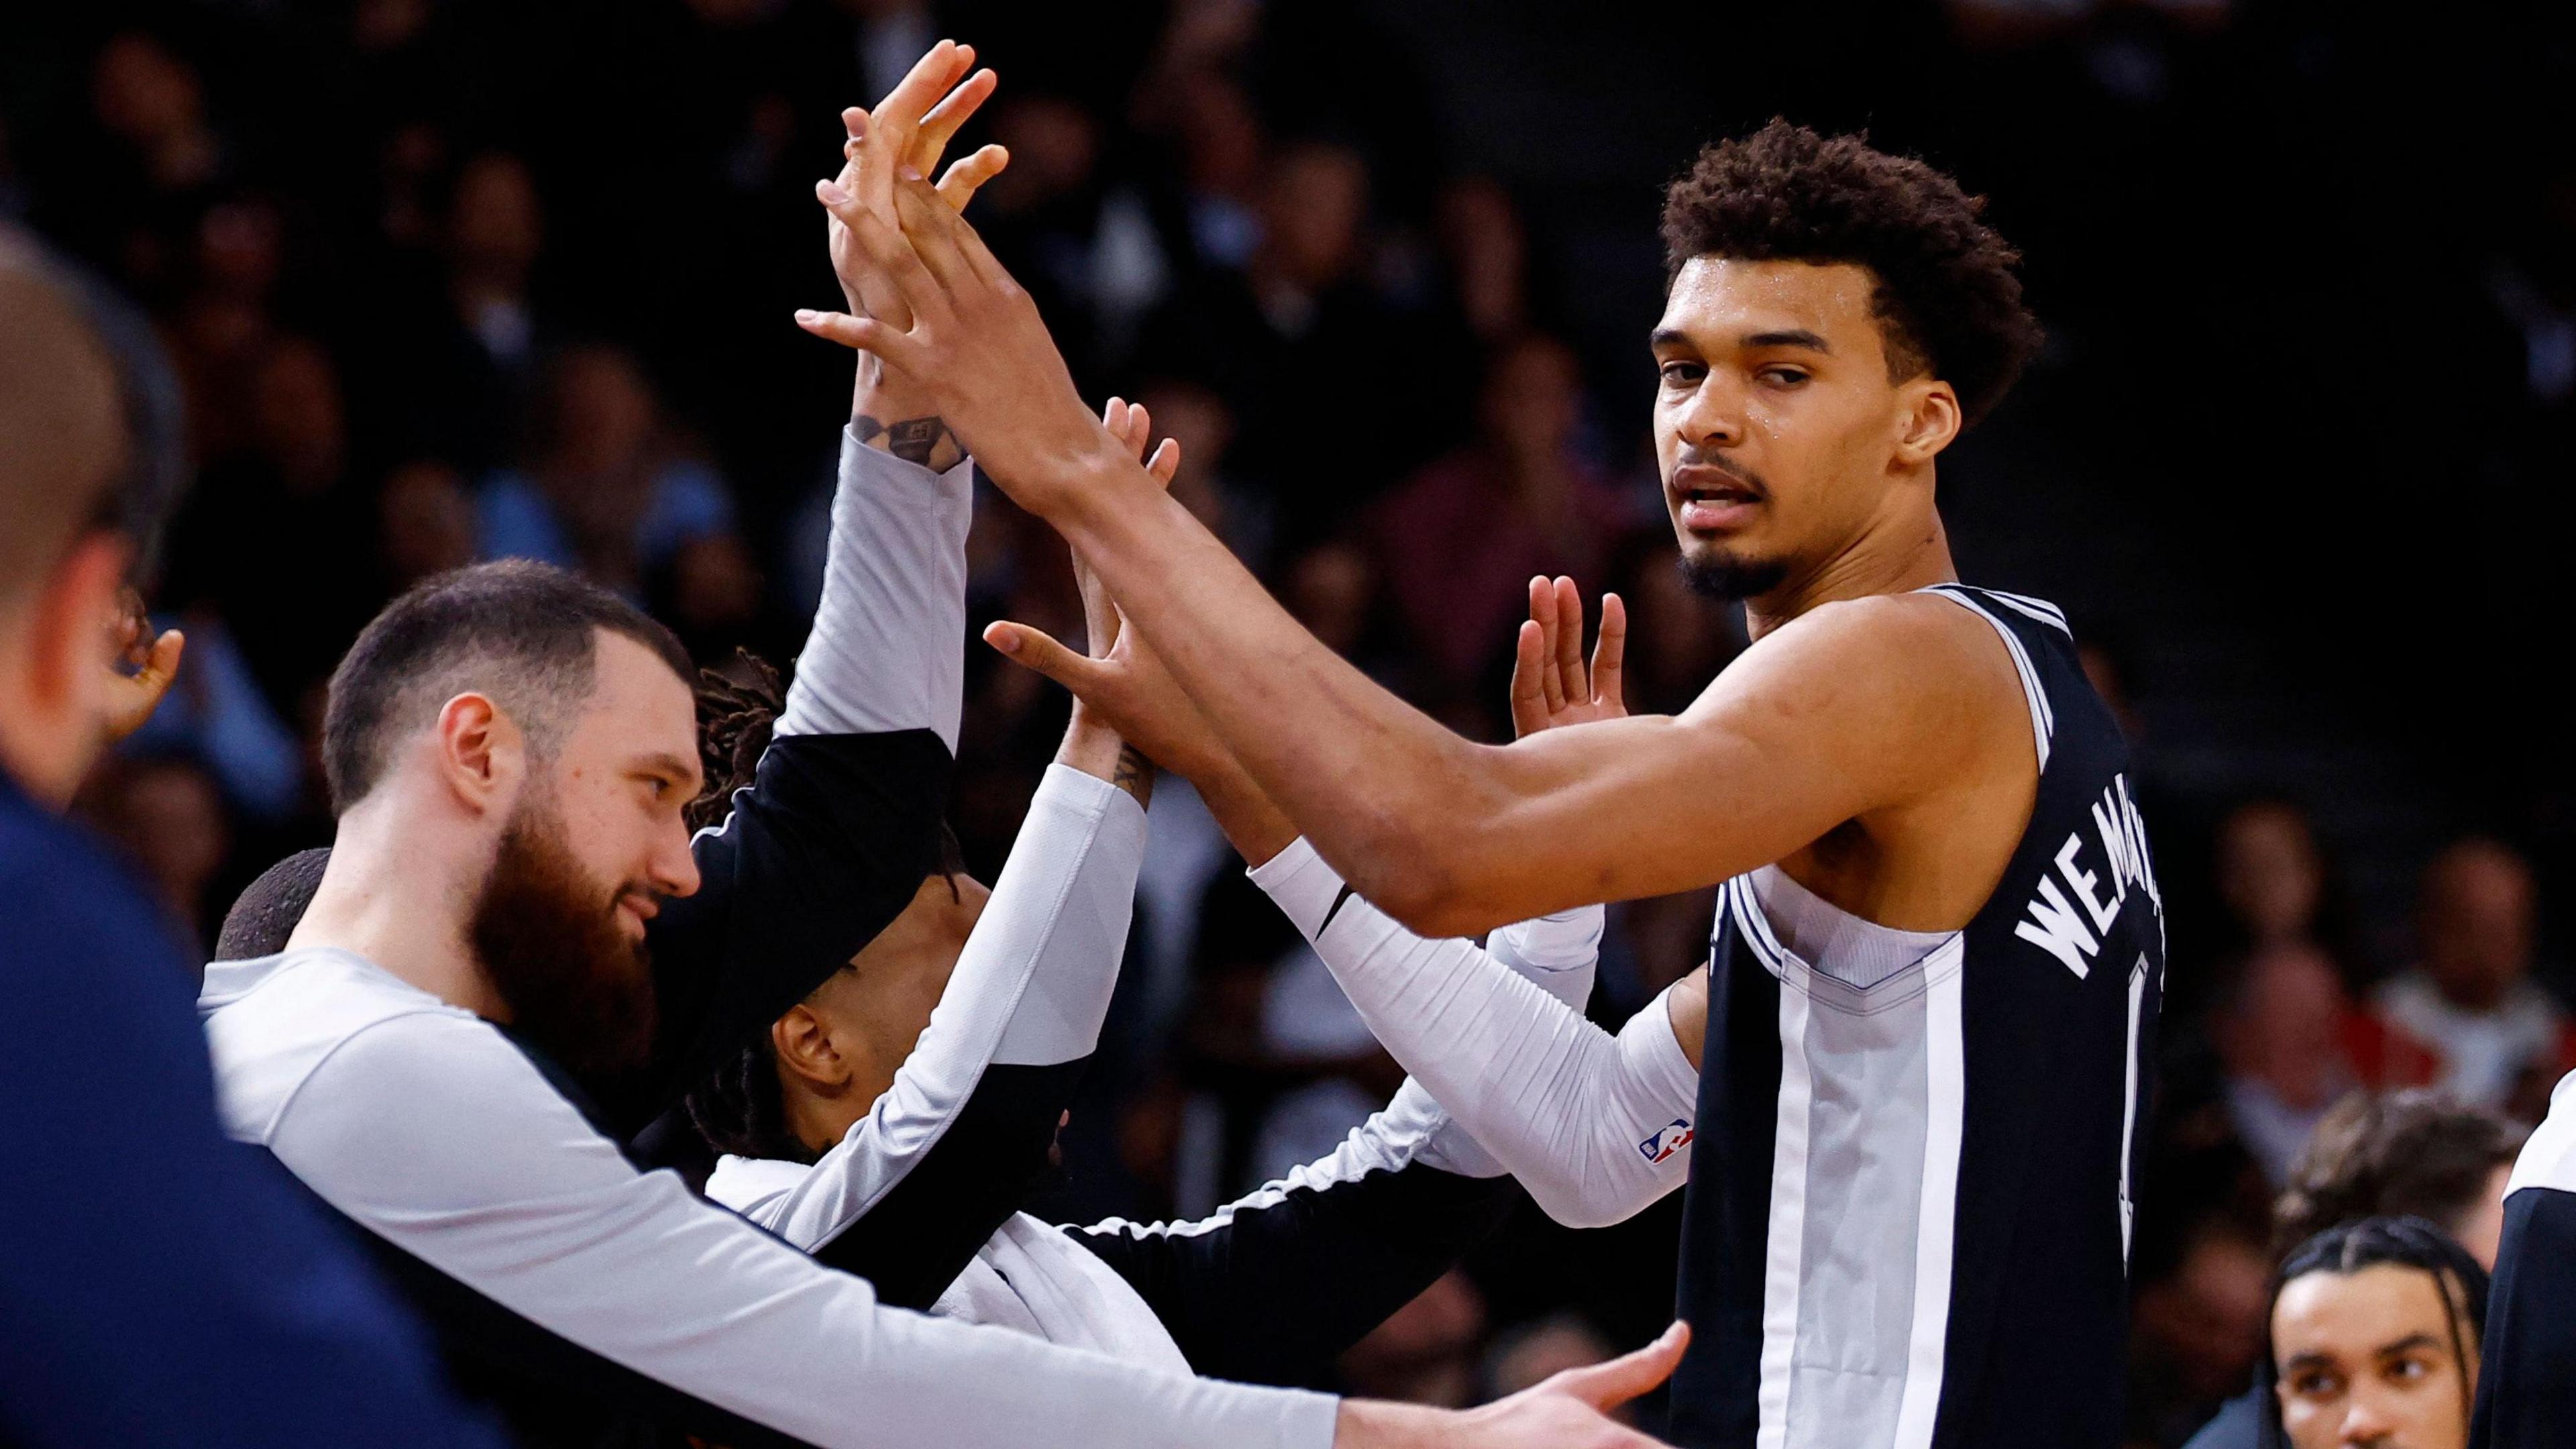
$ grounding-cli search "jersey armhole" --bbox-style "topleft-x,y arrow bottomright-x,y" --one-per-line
1916,585 -> 2055,774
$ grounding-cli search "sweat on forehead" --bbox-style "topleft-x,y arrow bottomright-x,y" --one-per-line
320,559 -> 693,812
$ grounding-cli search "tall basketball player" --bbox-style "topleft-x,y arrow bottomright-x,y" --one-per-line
806,120 -> 2167,1449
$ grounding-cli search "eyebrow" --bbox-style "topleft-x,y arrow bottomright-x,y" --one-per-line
2373,1334 -> 2445,1359
637,751 -> 704,790
1649,327 -> 1833,353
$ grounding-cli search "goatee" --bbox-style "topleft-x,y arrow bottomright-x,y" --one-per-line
469,796 -> 659,1079
1678,549 -> 1789,602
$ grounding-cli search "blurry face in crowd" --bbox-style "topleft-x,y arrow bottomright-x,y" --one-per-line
1480,335 -> 1582,468
1261,144 -> 1368,291
773,870 -> 991,1150
468,631 -> 700,1075
90,34 -> 203,148
2447,1163 -> 2514,1271
2218,802 -> 2325,948
545,346 -> 657,478
1651,257 -> 1945,602
447,153 -> 543,280
2419,843 -> 2535,1012
378,460 -> 477,586
2272,1264 -> 2477,1449
2219,943 -> 2350,1110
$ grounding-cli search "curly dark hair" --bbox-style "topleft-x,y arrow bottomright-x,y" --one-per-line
1660,119 -> 2044,427
680,650 -> 966,1165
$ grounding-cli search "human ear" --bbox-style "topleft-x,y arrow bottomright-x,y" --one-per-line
1892,378 -> 1962,468
432,692 -> 517,814
7,533 -> 131,806
770,1007 -> 851,1091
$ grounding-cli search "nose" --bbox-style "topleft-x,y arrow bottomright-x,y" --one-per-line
1670,373 -> 1744,452
654,820 -> 702,900
2338,1395 -> 2395,1448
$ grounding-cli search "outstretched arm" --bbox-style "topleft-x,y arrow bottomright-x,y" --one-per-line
802,186 -> 2004,938
631,46 -> 1010,1122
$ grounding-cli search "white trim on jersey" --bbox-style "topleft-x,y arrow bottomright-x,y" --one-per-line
1921,585 -> 2055,770
1756,974 -> 1815,1449
1890,934 -> 1968,1449
1983,590 -> 2071,635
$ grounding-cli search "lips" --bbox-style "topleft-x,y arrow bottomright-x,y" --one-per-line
1671,465 -> 1763,532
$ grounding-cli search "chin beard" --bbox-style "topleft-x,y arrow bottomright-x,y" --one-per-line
1677,547 -> 1790,602
470,794 -> 658,1079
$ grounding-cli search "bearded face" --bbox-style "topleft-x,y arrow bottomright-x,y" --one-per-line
468,787 -> 659,1078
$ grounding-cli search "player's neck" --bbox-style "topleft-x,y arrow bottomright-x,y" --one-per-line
1744,502 -> 1957,641
289,794 -> 502,1018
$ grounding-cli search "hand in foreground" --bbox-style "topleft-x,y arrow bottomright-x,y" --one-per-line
796,176 -> 1120,515
1337,1321 -> 1687,1448
1068,396 -> 1180,664
101,590 -> 184,743
819,40 -> 1009,332
1507,575 -> 1625,739
982,402 -> 1224,785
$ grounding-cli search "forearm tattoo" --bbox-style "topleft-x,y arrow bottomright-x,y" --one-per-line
1111,743 -> 1155,809
855,413 -> 962,470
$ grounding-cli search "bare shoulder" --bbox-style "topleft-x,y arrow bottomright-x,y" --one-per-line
1701,590 -> 2018,718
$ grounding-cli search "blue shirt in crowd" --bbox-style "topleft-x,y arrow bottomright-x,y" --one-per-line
0,771 -> 505,1448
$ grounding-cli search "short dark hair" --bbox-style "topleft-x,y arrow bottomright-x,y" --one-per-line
1660,119 -> 2044,427
321,559 -> 692,811
215,847 -> 333,961
2272,1089 -> 2526,1258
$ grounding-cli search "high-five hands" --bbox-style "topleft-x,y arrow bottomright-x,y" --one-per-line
1507,575 -> 1625,739
794,170 -> 1121,513
816,40 -> 1008,335
1066,396 -> 1180,665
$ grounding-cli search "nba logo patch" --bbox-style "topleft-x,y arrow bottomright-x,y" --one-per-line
1638,1119 -> 1694,1164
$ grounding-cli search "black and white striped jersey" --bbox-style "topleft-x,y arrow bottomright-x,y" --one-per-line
1668,584 -> 2165,1449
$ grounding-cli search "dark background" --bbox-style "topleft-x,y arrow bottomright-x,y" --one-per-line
5,1 -> 2570,1441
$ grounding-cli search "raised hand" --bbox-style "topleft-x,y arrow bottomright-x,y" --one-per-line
1507,575 -> 1625,739
101,588 -> 184,744
819,40 -> 1009,333
795,175 -> 1122,516
1070,396 -> 1179,663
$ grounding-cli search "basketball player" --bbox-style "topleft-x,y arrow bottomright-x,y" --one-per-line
2473,1071 -> 2576,1446
195,43 -> 1682,1449
805,119 -> 2167,1448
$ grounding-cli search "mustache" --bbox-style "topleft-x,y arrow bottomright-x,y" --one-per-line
1670,452 -> 1771,497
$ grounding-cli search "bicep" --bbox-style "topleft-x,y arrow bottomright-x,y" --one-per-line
1422,604 -> 2000,931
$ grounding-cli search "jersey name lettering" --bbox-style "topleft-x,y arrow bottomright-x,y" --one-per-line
2012,773 -> 2160,979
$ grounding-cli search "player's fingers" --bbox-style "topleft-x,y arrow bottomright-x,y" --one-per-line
1102,396 -> 1130,447
795,310 -> 934,376
1144,437 -> 1180,486
1591,592 -> 1627,713
1528,576 -> 1566,714
1509,619 -> 1550,739
1554,576 -> 1587,703
877,40 -> 966,139
1548,1322 -> 1690,1411
934,144 -> 1010,212
915,66 -> 996,168
828,193 -> 951,319
1127,402 -> 1155,458
890,175 -> 978,292
983,620 -> 1113,700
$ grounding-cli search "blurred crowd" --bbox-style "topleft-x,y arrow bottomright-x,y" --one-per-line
2,0 -> 2567,1440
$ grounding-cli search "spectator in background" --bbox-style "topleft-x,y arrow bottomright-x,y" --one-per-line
477,341 -> 741,604
2184,1091 -> 2522,1449
377,458 -> 478,592
2372,838 -> 2574,1122
2131,1198 -> 2277,1448
2255,1218 -> 2487,1449
1436,178 -> 1533,345
1484,1315 -> 1620,1408
160,335 -> 379,704
2214,943 -> 2369,1183
78,754 -> 230,951
1368,333 -> 1638,699
398,150 -> 547,470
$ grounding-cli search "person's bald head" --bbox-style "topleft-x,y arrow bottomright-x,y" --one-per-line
0,233 -> 125,614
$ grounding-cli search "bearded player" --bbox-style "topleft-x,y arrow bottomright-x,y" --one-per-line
804,119 -> 2167,1449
